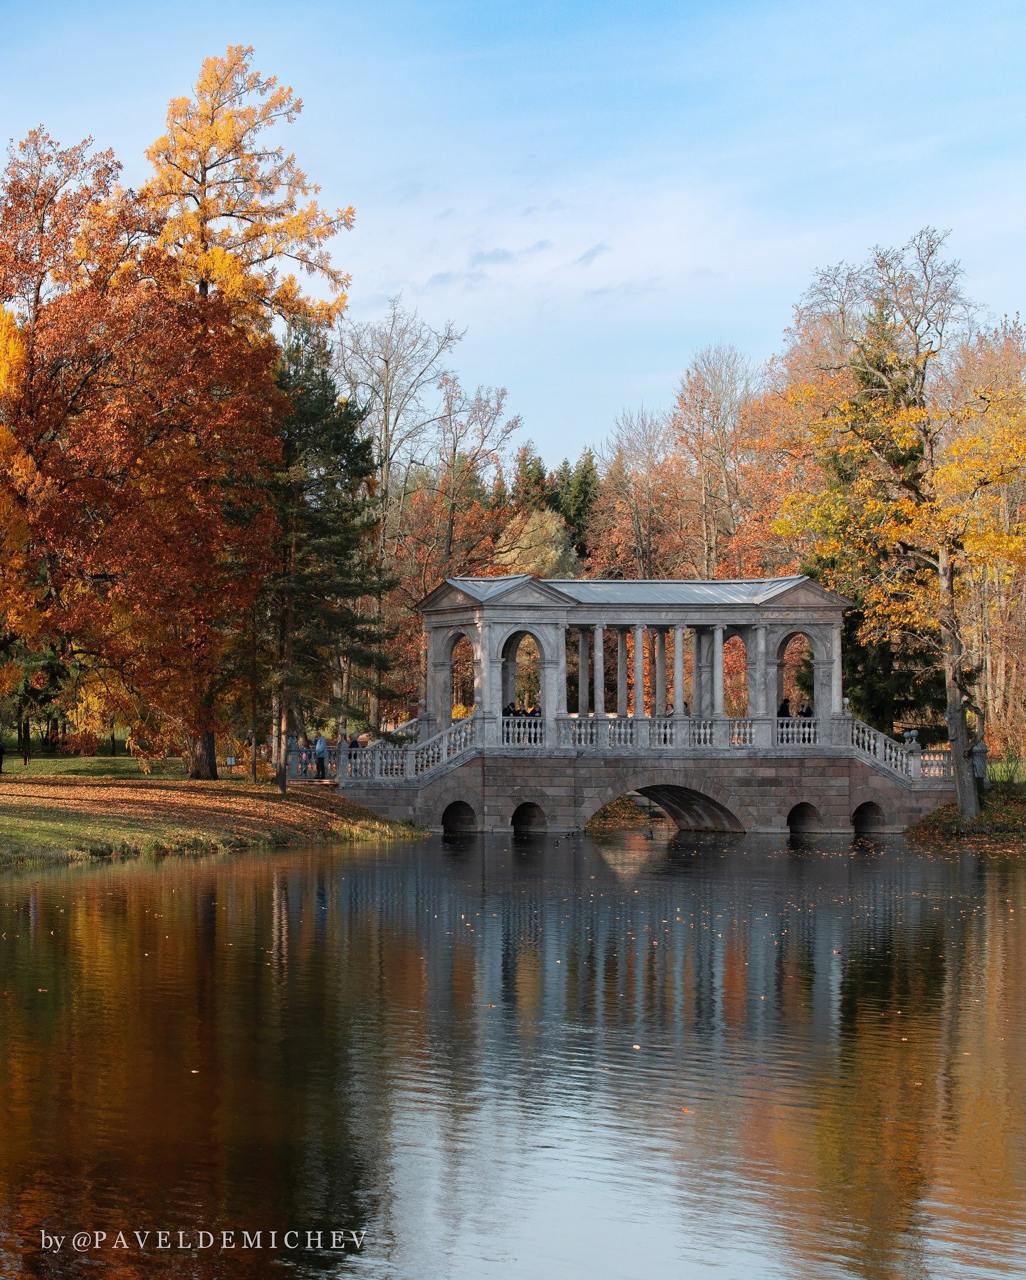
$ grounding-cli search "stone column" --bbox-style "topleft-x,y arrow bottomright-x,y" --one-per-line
541,626 -> 567,745
477,621 -> 501,745
831,622 -> 844,714
654,629 -> 667,717
699,630 -> 714,717
632,625 -> 645,718
555,626 -> 568,716
577,628 -> 590,715
593,624 -> 605,716
691,629 -> 702,716
713,625 -> 725,716
812,659 -> 831,722
672,625 -> 684,715
751,624 -> 774,746
502,653 -> 516,709
770,659 -> 783,713
616,629 -> 628,716
426,627 -> 451,730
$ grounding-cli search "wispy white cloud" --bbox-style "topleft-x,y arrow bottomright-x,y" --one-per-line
575,242 -> 610,268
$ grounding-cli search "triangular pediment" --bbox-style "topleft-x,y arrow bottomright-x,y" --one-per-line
760,578 -> 851,609
416,581 -> 483,612
486,579 -> 578,608
418,575 -> 577,612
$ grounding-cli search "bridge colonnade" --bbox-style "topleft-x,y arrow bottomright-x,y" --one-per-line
417,576 -> 846,749
339,575 -> 955,835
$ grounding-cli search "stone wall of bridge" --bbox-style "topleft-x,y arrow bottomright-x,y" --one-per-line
340,749 -> 955,836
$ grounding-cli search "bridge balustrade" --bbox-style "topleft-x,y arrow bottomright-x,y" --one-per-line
559,718 -> 599,747
776,716 -> 819,746
502,716 -> 545,747
285,746 -> 341,780
920,750 -> 953,778
729,718 -> 755,746
606,718 -> 635,747
332,710 -> 952,789
685,718 -> 716,746
650,717 -> 675,747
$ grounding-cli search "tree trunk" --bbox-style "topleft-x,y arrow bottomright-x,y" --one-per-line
275,694 -> 289,797
270,689 -> 281,771
368,591 -> 382,731
187,730 -> 219,781
250,610 -> 260,783
275,583 -> 294,796
939,547 -> 980,818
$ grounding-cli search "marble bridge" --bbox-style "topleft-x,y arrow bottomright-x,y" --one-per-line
339,575 -> 955,836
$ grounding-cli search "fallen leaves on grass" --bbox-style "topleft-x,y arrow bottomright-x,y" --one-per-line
0,776 -> 413,862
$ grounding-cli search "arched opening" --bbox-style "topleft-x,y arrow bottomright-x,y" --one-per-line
585,784 -> 745,834
449,632 -> 476,720
787,802 -> 821,834
776,633 -> 815,719
441,800 -> 477,835
511,802 -> 547,836
852,800 -> 885,836
724,632 -> 748,716
501,631 -> 544,715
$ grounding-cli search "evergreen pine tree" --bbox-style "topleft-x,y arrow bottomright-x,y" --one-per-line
264,324 -> 392,790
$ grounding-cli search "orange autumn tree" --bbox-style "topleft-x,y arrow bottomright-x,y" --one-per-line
143,45 -> 355,774
0,130 -> 283,776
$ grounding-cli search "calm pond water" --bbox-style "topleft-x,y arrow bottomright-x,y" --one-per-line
1,832 -> 1025,1279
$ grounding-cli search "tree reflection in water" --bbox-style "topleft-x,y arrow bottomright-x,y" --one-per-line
0,833 -> 1024,1279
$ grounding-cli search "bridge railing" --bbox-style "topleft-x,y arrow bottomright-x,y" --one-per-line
334,710 -> 950,787
285,745 -> 341,780
729,718 -> 755,746
606,717 -> 635,748
920,749 -> 953,779
849,718 -> 915,777
776,716 -> 819,746
502,715 -> 545,747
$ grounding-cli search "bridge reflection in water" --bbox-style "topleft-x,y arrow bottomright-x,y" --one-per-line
1,834 -> 1024,1279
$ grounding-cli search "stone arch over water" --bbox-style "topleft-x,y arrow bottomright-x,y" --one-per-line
579,770 -> 750,833
441,800 -> 478,834
787,801 -> 822,834
511,801 -> 547,835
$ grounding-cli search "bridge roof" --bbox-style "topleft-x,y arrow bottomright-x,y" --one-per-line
438,574 -> 814,607
545,576 -> 811,605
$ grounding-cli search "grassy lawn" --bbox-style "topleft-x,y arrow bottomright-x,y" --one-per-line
0,757 -> 417,869
0,753 -> 184,780
989,757 -> 1026,784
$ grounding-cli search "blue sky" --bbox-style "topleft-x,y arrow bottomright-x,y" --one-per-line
4,0 -> 1025,462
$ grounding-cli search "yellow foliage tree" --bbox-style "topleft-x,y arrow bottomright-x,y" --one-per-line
777,230 -> 1026,817
0,307 -> 43,644
144,44 -> 353,325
